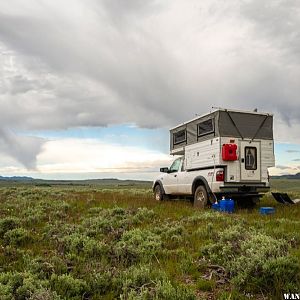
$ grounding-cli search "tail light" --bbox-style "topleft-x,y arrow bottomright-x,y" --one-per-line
216,170 -> 224,182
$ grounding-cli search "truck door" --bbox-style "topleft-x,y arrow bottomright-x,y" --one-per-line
176,157 -> 191,195
163,157 -> 182,194
240,141 -> 261,181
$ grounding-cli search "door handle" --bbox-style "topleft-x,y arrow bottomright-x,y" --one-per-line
241,158 -> 245,163
174,174 -> 177,177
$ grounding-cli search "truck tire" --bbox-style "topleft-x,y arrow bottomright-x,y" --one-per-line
154,185 -> 164,201
194,185 -> 208,208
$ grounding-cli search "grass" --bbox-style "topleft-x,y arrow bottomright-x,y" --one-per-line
0,179 -> 299,299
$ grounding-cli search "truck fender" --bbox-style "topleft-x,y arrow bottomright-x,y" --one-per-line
192,176 -> 212,196
153,180 -> 166,194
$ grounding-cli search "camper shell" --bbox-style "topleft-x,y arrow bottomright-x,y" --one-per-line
153,109 -> 275,207
170,109 -> 273,155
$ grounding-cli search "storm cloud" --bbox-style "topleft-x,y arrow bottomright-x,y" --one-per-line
0,129 -> 44,169
0,0 -> 300,168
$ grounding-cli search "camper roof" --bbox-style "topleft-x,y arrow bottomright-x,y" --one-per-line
170,108 -> 273,131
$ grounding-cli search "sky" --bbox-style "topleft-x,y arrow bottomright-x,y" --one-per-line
0,0 -> 300,180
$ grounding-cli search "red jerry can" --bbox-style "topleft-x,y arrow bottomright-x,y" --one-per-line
222,144 -> 238,161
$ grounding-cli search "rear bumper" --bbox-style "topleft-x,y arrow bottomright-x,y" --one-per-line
218,182 -> 270,193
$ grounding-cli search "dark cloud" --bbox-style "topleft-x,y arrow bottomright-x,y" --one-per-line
292,159 -> 300,161
286,150 -> 300,153
0,0 -> 299,166
0,129 -> 44,169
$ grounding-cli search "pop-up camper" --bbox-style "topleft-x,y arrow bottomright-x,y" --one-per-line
153,108 -> 275,207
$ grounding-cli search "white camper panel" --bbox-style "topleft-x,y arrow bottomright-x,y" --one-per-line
220,137 -> 241,182
261,139 -> 275,182
185,138 -> 221,170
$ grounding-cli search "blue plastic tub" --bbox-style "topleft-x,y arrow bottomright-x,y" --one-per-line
227,199 -> 234,213
216,199 -> 234,213
219,199 -> 227,212
260,207 -> 275,215
212,203 -> 220,211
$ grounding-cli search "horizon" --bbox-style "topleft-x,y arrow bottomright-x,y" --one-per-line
1,172 -> 300,182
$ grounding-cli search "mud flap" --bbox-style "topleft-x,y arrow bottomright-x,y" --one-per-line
271,192 -> 298,204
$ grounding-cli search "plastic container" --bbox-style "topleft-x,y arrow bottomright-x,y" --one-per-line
218,198 -> 235,213
219,199 -> 227,212
222,143 -> 238,161
212,203 -> 220,211
260,207 -> 275,215
227,199 -> 235,213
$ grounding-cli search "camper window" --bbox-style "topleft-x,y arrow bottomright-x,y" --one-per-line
245,147 -> 257,170
197,119 -> 214,137
173,130 -> 186,145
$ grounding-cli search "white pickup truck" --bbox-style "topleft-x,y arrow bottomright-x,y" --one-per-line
153,109 -> 275,208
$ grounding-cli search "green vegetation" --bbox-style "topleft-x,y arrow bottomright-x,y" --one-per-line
0,179 -> 299,299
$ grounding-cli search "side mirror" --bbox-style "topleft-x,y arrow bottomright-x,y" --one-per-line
160,167 -> 169,173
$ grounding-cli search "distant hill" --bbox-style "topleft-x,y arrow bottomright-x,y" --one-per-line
0,176 -> 35,181
0,176 -> 152,187
271,172 -> 300,180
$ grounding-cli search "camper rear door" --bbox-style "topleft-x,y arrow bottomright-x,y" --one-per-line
240,141 -> 261,181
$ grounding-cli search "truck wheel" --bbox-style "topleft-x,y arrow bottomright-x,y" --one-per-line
154,185 -> 164,201
194,186 -> 208,208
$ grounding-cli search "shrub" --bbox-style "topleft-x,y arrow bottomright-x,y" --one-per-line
22,206 -> 46,225
155,279 -> 195,300
152,222 -> 187,250
29,289 -> 62,300
178,253 -> 199,279
0,283 -> 13,300
261,256 -> 300,293
82,207 -> 155,238
0,217 -> 20,238
43,222 -> 81,241
49,256 -> 68,275
50,274 -> 89,299
60,233 -> 108,258
28,257 -> 55,279
119,265 -> 195,300
132,207 -> 156,224
4,228 -> 32,246
0,271 -> 45,300
87,207 -> 103,215
201,225 -> 300,293
81,207 -> 133,236
115,228 -> 162,263
88,271 -> 115,296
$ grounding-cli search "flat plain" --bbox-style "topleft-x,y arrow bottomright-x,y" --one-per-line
0,179 -> 299,299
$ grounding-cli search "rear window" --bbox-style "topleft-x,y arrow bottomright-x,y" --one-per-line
197,119 -> 214,136
245,147 -> 257,170
173,130 -> 186,145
